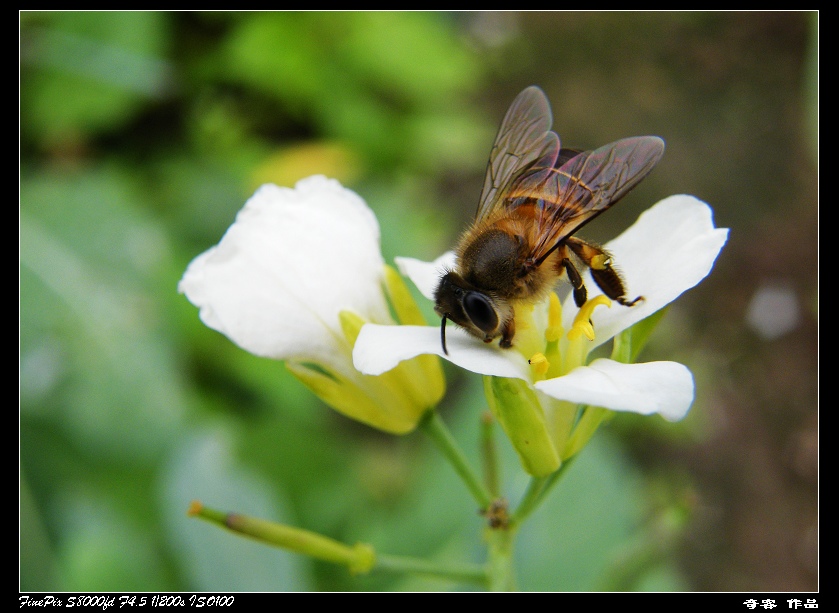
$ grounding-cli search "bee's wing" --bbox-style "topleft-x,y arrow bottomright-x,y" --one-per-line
476,86 -> 560,222
513,136 -> 665,263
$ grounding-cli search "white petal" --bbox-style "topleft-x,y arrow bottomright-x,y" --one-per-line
567,195 -> 729,348
535,358 -> 695,421
353,323 -> 531,380
179,176 -> 390,365
395,252 -> 456,301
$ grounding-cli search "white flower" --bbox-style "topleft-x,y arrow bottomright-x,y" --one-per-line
353,195 -> 728,472
180,176 -> 444,434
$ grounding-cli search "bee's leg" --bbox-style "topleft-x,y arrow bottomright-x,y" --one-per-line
499,314 -> 516,349
559,257 -> 587,308
566,237 -> 643,307
551,245 -> 588,307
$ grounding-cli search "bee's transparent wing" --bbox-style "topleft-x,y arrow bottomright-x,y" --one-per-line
476,86 -> 560,221
555,136 -> 665,218
512,136 -> 665,263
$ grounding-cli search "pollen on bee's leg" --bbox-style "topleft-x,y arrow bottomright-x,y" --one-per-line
591,254 -> 612,270
528,352 -> 550,376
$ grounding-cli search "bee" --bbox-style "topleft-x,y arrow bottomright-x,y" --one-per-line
434,86 -> 665,354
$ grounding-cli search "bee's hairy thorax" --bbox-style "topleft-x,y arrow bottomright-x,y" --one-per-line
456,212 -> 557,301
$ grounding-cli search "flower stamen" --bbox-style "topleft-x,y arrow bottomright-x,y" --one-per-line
568,295 -> 612,341
544,292 -> 563,343
563,295 -> 612,373
528,352 -> 550,377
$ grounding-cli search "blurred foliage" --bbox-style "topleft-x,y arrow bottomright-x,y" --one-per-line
20,11 -> 817,592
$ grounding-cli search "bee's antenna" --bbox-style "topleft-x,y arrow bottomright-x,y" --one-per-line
440,315 -> 449,355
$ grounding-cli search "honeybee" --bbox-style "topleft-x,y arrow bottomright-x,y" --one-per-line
434,86 -> 665,354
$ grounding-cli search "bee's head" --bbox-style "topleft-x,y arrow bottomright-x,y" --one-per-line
433,271 -> 511,354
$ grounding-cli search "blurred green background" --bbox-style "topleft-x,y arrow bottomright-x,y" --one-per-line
20,12 -> 817,592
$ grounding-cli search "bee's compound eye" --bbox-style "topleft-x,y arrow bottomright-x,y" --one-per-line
463,292 -> 498,334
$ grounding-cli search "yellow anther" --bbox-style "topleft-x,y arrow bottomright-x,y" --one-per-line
528,352 -> 550,376
575,295 -> 612,325
567,320 -> 595,341
568,296 -> 611,342
545,292 -> 563,342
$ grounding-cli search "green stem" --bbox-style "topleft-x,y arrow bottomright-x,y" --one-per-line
420,411 -> 493,510
508,476 -> 550,528
189,501 -> 375,574
190,500 -> 489,586
564,407 -> 609,460
480,411 -> 500,497
375,553 -> 488,586
485,526 -> 517,591
510,456 -> 577,526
